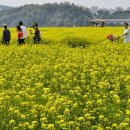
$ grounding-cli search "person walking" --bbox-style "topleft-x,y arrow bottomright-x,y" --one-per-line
2,24 -> 11,45
30,23 -> 41,43
118,23 -> 130,43
16,25 -> 24,45
19,21 -> 28,43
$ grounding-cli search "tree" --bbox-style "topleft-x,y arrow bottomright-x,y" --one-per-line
116,7 -> 124,13
97,8 -> 110,18
108,9 -> 115,14
127,7 -> 130,11
0,3 -> 94,27
91,6 -> 98,15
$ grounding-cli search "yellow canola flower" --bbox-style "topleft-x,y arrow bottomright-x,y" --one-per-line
64,108 -> 70,115
9,120 -> 15,125
47,124 -> 55,130
31,121 -> 38,127
0,77 -> 6,85
0,27 -> 130,130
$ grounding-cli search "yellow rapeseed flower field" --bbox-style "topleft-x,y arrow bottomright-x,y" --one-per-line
0,27 -> 130,130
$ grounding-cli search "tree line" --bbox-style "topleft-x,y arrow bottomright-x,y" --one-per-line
0,3 -> 130,27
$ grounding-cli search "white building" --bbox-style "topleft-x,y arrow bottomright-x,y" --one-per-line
89,19 -> 130,26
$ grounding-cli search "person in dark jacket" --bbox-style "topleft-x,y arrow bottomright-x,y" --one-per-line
2,24 -> 11,45
30,23 -> 41,43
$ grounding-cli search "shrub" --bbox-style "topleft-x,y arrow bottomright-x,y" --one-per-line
63,36 -> 91,48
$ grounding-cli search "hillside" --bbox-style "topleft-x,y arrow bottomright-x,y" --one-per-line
0,3 -> 94,27
0,3 -> 130,27
104,11 -> 130,19
0,5 -> 12,11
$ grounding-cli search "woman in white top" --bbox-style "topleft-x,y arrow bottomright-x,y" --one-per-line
19,21 -> 28,43
119,23 -> 130,43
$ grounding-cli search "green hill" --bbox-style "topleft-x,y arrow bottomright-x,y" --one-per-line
0,3 -> 94,27
0,3 -> 130,27
0,5 -> 12,11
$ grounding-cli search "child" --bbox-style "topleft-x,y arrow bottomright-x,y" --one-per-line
30,23 -> 41,43
2,24 -> 11,45
16,25 -> 24,45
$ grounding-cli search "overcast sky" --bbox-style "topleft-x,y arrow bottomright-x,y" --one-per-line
1,0 -> 130,9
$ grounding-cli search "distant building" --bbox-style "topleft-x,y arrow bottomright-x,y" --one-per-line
89,19 -> 130,26
89,19 -> 105,27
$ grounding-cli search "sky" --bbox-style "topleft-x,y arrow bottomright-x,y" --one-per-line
1,0 -> 130,9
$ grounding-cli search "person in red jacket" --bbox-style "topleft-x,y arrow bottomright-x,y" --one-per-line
16,25 -> 24,45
